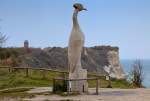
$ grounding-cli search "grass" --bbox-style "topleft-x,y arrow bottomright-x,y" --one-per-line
0,87 -> 36,100
111,79 -> 133,88
0,67 -> 134,100
0,67 -> 132,90
0,68 -> 62,89
88,76 -> 108,88
0,87 -> 32,93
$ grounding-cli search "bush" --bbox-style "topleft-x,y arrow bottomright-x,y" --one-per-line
53,80 -> 67,93
129,60 -> 144,87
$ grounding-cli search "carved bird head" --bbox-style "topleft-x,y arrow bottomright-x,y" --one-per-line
73,3 -> 87,11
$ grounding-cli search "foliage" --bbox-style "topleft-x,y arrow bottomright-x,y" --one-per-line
0,48 -> 26,66
53,80 -> 67,93
129,60 -> 144,87
111,79 -> 132,88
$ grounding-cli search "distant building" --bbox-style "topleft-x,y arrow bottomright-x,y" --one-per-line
24,40 -> 29,49
24,40 -> 30,53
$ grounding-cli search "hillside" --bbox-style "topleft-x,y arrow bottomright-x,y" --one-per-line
0,46 -> 125,79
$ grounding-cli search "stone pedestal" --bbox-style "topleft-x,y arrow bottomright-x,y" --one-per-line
69,69 -> 88,93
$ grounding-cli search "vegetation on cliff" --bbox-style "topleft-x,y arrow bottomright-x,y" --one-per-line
0,46 -> 125,79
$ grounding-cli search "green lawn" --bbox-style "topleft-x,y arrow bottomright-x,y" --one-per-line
0,68 -> 61,89
0,67 -> 132,90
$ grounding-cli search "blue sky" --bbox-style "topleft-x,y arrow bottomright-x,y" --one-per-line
0,0 -> 150,59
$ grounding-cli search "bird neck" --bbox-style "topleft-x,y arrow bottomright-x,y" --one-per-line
72,9 -> 80,29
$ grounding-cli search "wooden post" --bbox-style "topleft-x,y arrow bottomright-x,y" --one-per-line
67,80 -> 70,95
83,85 -> 85,92
42,70 -> 46,79
26,68 -> 29,77
53,78 -> 56,93
108,76 -> 112,88
96,78 -> 99,95
8,67 -> 11,73
63,72 -> 66,79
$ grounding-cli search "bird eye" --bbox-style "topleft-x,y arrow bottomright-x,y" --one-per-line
73,5 -> 78,9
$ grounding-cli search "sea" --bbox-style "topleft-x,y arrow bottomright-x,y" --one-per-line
121,59 -> 150,88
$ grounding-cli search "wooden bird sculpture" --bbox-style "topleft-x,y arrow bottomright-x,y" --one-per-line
68,3 -> 87,73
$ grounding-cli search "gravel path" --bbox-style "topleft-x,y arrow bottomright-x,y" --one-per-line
24,88 -> 150,101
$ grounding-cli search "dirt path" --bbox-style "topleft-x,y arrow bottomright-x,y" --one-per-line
27,87 -> 52,93
23,88 -> 150,101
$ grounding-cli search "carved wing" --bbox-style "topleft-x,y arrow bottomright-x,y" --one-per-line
68,39 -> 83,73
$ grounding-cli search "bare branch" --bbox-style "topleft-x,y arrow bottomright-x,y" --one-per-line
0,33 -> 7,47
130,60 -> 144,87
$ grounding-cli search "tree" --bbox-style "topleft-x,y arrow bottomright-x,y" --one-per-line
0,33 -> 7,47
0,19 -> 7,47
130,60 -> 144,87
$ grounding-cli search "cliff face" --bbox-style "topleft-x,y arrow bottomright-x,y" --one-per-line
84,46 -> 125,79
106,49 -> 125,79
17,46 -> 125,79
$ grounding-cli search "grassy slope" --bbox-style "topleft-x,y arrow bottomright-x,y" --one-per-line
0,67 -> 134,100
0,68 -> 132,90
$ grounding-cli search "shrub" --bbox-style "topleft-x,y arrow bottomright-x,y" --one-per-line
53,80 -> 67,93
130,60 -> 144,87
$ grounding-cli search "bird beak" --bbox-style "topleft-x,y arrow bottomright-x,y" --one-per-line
83,8 -> 87,11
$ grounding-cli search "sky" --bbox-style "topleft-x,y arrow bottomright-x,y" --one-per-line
0,0 -> 150,59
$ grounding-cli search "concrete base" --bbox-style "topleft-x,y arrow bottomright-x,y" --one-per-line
69,69 -> 88,93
